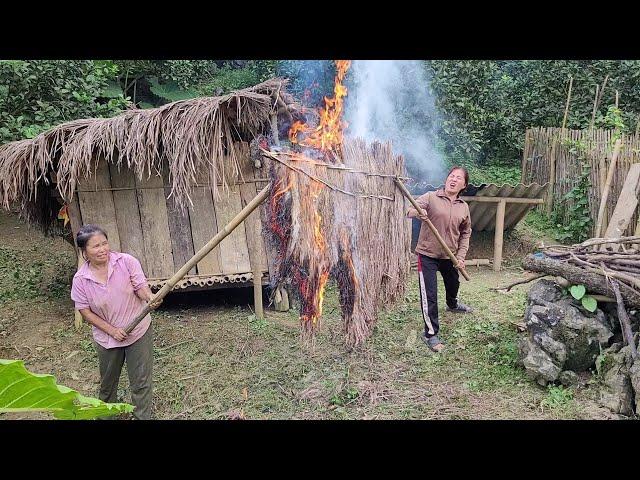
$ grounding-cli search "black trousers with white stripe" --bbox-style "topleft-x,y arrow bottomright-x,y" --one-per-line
417,254 -> 460,338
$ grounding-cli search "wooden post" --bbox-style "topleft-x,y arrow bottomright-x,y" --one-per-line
594,139 -> 623,238
66,196 -> 84,330
493,199 -> 506,272
123,182 -> 272,334
546,135 -> 558,215
591,75 -> 609,131
615,90 -> 619,109
562,75 -> 573,130
253,271 -> 263,320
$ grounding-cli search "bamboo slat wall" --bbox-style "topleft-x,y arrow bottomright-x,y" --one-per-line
522,127 -> 640,236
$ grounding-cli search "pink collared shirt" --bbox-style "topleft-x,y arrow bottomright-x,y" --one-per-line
71,251 -> 151,349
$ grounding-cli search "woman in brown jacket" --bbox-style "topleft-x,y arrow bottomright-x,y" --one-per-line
407,166 -> 473,352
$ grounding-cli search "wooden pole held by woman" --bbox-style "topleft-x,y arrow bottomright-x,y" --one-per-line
124,182 -> 272,334
394,178 -> 471,281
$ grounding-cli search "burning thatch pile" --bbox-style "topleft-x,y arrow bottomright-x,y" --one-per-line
262,140 -> 410,347
260,60 -> 411,347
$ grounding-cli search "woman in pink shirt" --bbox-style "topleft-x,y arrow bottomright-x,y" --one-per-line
71,224 -> 161,419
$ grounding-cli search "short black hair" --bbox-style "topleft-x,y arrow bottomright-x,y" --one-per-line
76,224 -> 108,251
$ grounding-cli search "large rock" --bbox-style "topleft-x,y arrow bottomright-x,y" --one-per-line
629,359 -> 640,413
519,279 -> 613,385
518,337 -> 561,386
596,344 -> 634,416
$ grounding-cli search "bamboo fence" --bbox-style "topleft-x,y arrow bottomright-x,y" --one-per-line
522,127 -> 640,236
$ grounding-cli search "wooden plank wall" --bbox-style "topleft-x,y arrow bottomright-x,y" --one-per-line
162,159 -> 196,275
77,157 -> 121,251
216,146 -> 251,274
75,142 -> 270,281
135,171 -> 174,279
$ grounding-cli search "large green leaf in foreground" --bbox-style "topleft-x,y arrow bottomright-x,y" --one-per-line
0,359 -> 133,419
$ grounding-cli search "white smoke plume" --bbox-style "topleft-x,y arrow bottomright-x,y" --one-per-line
344,60 -> 445,184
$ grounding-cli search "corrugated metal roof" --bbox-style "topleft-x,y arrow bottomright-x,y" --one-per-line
467,183 -> 548,231
410,182 -> 548,232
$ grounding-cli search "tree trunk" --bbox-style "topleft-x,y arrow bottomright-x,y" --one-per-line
522,254 -> 640,309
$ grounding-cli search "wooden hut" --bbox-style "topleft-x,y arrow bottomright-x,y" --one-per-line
0,78 -> 301,314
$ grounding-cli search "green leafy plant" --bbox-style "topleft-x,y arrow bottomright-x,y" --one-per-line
541,384 -> 574,410
552,154 -> 593,243
0,359 -> 133,419
567,283 -> 598,312
248,314 -> 268,331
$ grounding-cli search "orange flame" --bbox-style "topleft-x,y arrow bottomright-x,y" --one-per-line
280,60 -> 354,330
289,60 -> 352,157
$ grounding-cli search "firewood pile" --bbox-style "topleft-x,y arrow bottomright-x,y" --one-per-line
522,236 -> 640,358
523,236 -> 640,305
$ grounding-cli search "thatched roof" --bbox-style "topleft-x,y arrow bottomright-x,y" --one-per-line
0,78 -> 294,234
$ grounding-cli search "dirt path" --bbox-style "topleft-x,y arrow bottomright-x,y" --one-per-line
0,211 -> 615,420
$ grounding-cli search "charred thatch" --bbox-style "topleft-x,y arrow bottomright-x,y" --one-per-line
262,138 -> 411,347
0,78 -> 299,235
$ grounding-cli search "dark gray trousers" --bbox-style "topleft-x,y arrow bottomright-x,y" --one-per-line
95,326 -> 153,420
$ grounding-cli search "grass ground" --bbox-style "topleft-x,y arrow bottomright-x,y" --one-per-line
0,210 -> 615,420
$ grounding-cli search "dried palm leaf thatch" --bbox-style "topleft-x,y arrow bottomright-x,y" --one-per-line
263,138 -> 411,347
0,78 -> 291,234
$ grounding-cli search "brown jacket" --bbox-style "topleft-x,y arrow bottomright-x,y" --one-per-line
408,189 -> 472,260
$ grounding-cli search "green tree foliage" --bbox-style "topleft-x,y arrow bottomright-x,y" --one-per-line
0,60 -> 129,143
3,59 -> 639,169
425,60 -> 640,164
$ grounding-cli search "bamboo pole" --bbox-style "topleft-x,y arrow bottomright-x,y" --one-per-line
253,270 -> 264,320
546,133 -> 558,215
562,76 -> 573,130
590,84 -> 600,131
493,200 -> 507,272
124,183 -> 272,334
594,139 -> 623,238
394,178 -> 470,281
74,255 -> 84,330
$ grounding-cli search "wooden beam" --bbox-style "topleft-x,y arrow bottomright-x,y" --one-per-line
602,163 -> 640,249
460,196 -> 544,204
466,259 -> 490,266
493,200 -> 506,272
